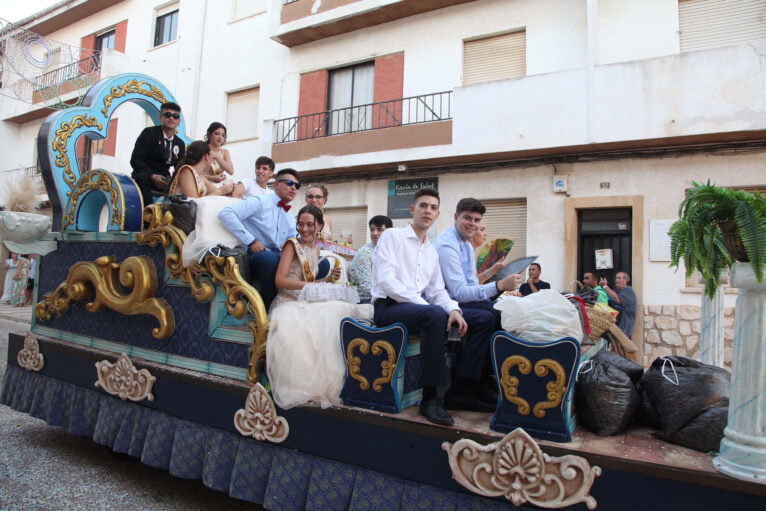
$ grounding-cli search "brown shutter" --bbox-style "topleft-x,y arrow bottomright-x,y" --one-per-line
679,0 -> 766,52
463,30 -> 526,86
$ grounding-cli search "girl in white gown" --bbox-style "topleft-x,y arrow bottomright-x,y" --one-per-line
1,253 -> 19,304
267,205 -> 373,409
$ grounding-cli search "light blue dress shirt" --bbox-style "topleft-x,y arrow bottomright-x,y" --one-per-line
433,226 -> 497,303
218,194 -> 295,251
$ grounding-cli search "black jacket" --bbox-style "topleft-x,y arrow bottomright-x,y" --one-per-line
130,126 -> 186,179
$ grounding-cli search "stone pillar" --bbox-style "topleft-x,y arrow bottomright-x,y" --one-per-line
714,263 -> 766,483
699,286 -> 724,367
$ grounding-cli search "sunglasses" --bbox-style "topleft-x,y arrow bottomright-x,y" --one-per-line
306,194 -> 324,200
277,179 -> 301,189
162,112 -> 181,119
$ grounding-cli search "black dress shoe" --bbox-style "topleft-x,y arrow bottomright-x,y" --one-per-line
419,396 -> 454,426
443,390 -> 496,413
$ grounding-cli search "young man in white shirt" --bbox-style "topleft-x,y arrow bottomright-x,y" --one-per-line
371,188 -> 468,426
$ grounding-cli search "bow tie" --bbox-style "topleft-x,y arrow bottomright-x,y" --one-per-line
277,200 -> 291,212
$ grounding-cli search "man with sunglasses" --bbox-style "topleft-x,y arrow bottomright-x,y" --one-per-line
218,169 -> 301,308
130,102 -> 186,207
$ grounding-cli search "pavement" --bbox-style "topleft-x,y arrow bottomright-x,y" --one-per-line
0,305 -> 261,510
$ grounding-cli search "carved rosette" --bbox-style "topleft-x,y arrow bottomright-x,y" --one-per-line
233,383 -> 289,443
442,428 -> 601,509
95,353 -> 156,402
136,204 -> 269,382
17,332 -> 44,371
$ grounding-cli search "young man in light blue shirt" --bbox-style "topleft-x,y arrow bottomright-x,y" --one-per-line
434,198 -> 521,412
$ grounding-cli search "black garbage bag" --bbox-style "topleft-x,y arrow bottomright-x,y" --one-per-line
664,406 -> 729,453
593,351 -> 644,384
163,194 -> 197,234
635,387 -> 661,429
640,356 -> 730,438
576,359 -> 640,436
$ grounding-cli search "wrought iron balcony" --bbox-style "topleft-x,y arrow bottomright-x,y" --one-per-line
274,91 -> 452,144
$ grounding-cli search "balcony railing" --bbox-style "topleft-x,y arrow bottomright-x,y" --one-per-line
274,91 -> 452,144
34,54 -> 101,90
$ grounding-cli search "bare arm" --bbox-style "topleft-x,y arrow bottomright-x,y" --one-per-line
275,242 -> 305,291
177,168 -> 202,198
232,182 -> 246,198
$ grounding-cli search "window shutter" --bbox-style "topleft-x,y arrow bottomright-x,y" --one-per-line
323,206 -> 368,249
226,87 -> 260,141
463,30 -> 526,86
479,199 -> 527,262
679,0 -> 766,52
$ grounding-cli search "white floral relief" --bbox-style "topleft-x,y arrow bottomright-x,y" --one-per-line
442,428 -> 602,509
94,353 -> 156,402
17,332 -> 44,372
233,383 -> 289,443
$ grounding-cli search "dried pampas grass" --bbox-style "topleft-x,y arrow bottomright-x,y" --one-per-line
2,174 -> 43,213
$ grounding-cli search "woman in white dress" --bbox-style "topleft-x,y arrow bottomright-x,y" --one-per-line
202,122 -> 234,184
1,252 -> 19,304
267,205 -> 373,409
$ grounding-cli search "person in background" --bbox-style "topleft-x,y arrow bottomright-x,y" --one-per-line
25,254 -> 36,305
168,141 -> 233,198
473,220 -> 513,285
233,156 -> 275,198
348,215 -> 393,303
583,271 -> 609,303
10,254 -> 30,307
470,220 -> 488,251
203,122 -> 235,183
601,272 -> 638,337
1,252 -> 19,304
218,169 -> 300,308
130,102 -> 186,207
371,188 -> 468,426
305,184 -> 353,243
519,262 -> 550,296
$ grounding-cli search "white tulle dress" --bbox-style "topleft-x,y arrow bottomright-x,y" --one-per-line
266,241 -> 373,409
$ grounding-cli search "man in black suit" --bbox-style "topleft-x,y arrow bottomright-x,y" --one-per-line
130,102 -> 186,207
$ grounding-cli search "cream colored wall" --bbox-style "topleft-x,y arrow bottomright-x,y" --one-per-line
596,0 -> 679,64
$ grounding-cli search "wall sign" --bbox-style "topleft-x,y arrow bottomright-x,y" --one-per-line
387,177 -> 438,218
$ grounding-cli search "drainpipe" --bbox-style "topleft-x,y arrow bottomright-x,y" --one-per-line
586,0 -> 597,143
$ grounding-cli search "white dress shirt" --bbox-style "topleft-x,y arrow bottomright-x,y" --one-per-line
371,225 -> 459,314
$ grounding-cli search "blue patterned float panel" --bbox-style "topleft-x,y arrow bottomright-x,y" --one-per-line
490,332 -> 580,442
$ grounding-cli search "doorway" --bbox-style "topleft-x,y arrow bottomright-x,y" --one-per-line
577,208 -> 632,285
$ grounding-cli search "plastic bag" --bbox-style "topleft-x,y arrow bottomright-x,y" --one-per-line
494,289 -> 583,343
640,356 -> 730,437
575,359 -> 639,436
666,406 -> 728,453
593,351 -> 643,384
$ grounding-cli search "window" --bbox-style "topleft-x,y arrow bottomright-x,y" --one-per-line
226,87 -> 260,141
154,8 -> 179,47
679,0 -> 766,52
328,62 -> 374,134
96,30 -> 115,51
323,206 -> 368,249
479,198 -> 527,263
463,30 -> 526,86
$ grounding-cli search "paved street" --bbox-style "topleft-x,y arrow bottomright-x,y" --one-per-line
0,306 -> 261,510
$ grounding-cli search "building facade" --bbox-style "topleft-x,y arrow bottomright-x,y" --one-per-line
1,0 -> 765,366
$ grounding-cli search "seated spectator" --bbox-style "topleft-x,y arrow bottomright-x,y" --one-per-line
168,141 -> 233,198
203,122 -> 235,183
348,215 -> 393,303
601,272 -> 638,337
233,156 -> 275,198
130,102 -> 186,207
470,219 -> 488,250
519,262 -> 550,296
218,169 -> 300,308
583,271 -> 609,303
267,205 -> 373,409
305,184 -> 352,243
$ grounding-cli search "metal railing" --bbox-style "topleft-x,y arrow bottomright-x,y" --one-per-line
274,91 -> 452,144
282,0 -> 300,4
34,53 -> 101,90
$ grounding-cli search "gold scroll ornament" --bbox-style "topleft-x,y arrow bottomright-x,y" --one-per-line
500,356 -> 567,418
346,338 -> 397,392
35,255 -> 174,339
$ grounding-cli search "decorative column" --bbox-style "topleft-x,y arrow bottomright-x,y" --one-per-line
699,286 -> 724,367
714,263 -> 766,483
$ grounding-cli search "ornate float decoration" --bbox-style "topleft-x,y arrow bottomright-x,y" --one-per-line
234,383 -> 289,443
35,255 -> 175,339
95,353 -> 156,402
16,332 -> 44,372
345,338 -> 397,392
442,428 -> 601,509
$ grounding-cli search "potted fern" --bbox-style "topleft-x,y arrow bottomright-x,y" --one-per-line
669,180 -> 766,299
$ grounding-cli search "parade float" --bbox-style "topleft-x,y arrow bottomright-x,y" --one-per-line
1,73 -> 764,510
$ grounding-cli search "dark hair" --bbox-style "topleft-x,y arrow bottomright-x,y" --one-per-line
455,198 -> 485,216
369,215 -> 393,229
413,187 -> 439,203
204,122 -> 226,144
529,262 -> 541,272
255,156 -> 275,171
174,140 -> 210,171
161,102 -> 181,112
306,184 -> 329,200
296,204 -> 324,229
276,168 -> 299,181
